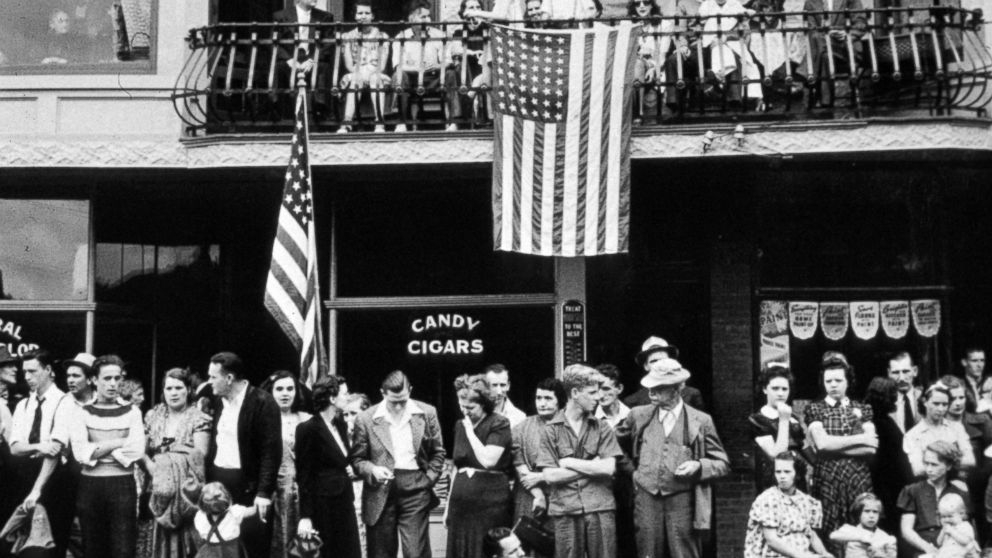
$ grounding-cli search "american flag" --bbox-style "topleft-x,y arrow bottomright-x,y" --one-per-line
264,88 -> 328,387
491,23 -> 639,257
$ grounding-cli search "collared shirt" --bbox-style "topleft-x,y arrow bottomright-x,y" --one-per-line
898,479 -> 971,533
536,410 -> 623,516
903,419 -> 975,477
10,384 -> 69,446
890,387 -> 921,434
373,400 -> 425,470
321,414 -> 348,457
658,399 -> 685,436
214,385 -> 247,469
498,399 -> 527,429
295,5 -> 312,41
595,402 -> 631,430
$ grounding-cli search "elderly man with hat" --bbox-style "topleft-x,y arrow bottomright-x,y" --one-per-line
623,337 -> 706,411
617,357 -> 729,558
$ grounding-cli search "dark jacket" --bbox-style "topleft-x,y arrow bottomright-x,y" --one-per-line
295,414 -> 353,518
273,6 -> 335,63
208,386 -> 282,500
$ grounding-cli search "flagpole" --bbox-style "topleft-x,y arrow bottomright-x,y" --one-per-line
297,71 -> 330,387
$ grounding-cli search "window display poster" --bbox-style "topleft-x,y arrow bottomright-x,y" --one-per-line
760,300 -> 790,367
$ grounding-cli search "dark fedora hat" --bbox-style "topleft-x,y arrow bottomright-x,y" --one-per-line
634,336 -> 679,367
0,346 -> 19,366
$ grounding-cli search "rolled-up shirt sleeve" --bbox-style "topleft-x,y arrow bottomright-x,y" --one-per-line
50,397 -> 76,447
110,407 -> 147,467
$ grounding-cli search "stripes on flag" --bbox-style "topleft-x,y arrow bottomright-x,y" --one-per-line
491,23 -> 638,257
264,87 -> 328,387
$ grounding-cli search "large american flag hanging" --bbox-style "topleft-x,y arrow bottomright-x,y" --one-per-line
491,22 -> 639,257
264,88 -> 328,387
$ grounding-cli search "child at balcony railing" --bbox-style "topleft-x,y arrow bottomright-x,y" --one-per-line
339,0 -> 390,133
392,0 -> 446,131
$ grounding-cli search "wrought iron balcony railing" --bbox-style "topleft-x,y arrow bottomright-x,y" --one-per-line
172,8 -> 991,135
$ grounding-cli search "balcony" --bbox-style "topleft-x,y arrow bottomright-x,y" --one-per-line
173,7 -> 991,138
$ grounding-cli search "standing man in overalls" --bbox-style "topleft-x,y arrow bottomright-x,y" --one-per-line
618,357 -> 729,558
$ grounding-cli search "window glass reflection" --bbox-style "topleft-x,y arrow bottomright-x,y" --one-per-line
0,200 -> 90,301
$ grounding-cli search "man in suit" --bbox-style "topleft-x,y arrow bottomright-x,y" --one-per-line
617,357 -> 729,558
803,0 -> 866,104
273,0 -> 336,117
206,351 -> 282,558
351,370 -> 446,558
961,346 -> 987,413
623,337 -> 706,411
888,351 -> 922,434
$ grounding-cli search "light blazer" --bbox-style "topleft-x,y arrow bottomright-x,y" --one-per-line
349,399 -> 446,526
619,403 -> 730,530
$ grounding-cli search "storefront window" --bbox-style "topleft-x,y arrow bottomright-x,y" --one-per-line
0,199 -> 89,301
96,243 -> 220,299
337,306 -> 555,444
334,183 -> 554,297
0,311 -> 86,362
0,0 -> 156,73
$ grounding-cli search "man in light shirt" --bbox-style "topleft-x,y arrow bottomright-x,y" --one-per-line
206,351 -> 282,558
7,349 -> 76,558
485,363 -> 526,428
888,351 -> 922,434
351,370 -> 446,558
391,1 -> 445,132
903,383 -> 975,479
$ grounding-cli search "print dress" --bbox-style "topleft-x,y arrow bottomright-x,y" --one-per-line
745,485 -> 823,558
804,399 -> 874,536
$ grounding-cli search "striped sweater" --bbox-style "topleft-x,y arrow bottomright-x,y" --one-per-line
69,403 -> 146,476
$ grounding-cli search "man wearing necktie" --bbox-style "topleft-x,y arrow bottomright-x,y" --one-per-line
616,357 -> 729,558
273,0 -> 335,117
5,349 -> 75,558
888,351 -> 922,434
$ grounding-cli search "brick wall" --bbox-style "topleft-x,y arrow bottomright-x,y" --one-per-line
709,239 -> 757,558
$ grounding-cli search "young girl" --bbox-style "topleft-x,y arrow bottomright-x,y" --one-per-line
192,482 -> 257,558
829,493 -> 898,558
934,493 -> 980,558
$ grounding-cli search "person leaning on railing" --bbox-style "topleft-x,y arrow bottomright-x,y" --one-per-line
338,0 -> 391,133
391,0 -> 447,131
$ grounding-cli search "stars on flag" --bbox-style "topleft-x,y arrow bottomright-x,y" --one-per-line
492,26 -> 570,123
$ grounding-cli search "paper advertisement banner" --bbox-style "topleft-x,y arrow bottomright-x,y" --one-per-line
850,301 -> 880,340
788,302 -> 819,340
819,302 -> 850,341
880,301 -> 910,339
911,299 -> 942,338
761,334 -> 790,368
760,301 -> 789,337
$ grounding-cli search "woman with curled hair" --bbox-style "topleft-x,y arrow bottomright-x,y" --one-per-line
293,375 -> 360,558
903,383 -> 975,479
804,351 -> 877,539
446,374 -> 513,558
748,363 -> 810,491
863,376 -> 913,534
141,367 -> 211,558
898,440 -> 972,557
260,371 -> 312,558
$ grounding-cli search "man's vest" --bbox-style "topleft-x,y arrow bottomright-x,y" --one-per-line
632,408 -> 694,496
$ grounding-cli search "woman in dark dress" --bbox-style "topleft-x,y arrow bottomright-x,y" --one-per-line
446,373 -> 513,558
294,376 -> 361,558
898,440 -> 971,557
804,351 -> 877,539
864,376 -> 914,535
748,363 -> 809,491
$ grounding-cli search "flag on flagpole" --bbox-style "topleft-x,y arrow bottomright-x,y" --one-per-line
264,87 -> 328,387
491,22 -> 639,257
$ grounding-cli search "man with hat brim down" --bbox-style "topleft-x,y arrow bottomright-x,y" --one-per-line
536,364 -> 625,558
623,337 -> 706,411
616,357 -> 729,558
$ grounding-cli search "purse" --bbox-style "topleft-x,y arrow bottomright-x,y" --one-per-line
513,516 -> 555,557
287,534 -> 323,558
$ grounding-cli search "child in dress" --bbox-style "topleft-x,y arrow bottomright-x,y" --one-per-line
192,482 -> 257,558
934,493 -> 980,558
828,492 -> 898,558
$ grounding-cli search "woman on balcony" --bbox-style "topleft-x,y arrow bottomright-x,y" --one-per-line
443,0 -> 490,130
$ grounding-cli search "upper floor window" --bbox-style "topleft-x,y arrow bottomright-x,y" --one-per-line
0,0 -> 156,73
0,199 -> 90,301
